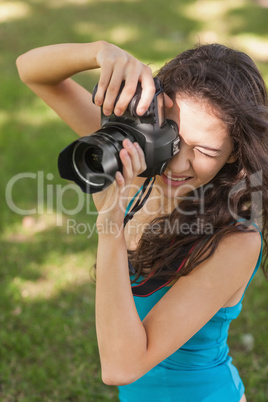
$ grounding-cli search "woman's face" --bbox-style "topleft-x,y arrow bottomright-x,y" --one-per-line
155,96 -> 235,200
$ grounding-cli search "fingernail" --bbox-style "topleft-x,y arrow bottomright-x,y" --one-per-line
125,139 -> 132,147
115,108 -> 122,116
115,171 -> 122,180
121,149 -> 129,157
138,107 -> 146,115
103,109 -> 111,116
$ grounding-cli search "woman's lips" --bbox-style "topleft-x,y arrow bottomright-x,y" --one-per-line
160,173 -> 192,187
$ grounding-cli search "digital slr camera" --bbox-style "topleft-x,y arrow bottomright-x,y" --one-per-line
58,77 -> 180,194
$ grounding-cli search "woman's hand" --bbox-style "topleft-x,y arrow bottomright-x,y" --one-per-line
93,138 -> 147,228
94,42 -> 156,117
17,41 -> 172,135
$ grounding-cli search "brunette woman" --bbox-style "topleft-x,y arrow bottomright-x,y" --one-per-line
17,41 -> 268,402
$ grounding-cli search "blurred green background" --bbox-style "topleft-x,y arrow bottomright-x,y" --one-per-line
1,0 -> 268,400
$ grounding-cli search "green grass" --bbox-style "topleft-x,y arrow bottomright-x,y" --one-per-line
1,0 -> 268,400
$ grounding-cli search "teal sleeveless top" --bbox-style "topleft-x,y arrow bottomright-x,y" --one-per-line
119,220 -> 263,401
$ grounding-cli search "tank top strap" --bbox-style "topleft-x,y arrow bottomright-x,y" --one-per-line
237,220 -> 263,297
245,228 -> 263,292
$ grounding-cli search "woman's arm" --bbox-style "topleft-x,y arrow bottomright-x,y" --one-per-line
94,137 -> 149,385
96,219 -> 261,386
16,41 -> 155,136
93,134 -> 262,386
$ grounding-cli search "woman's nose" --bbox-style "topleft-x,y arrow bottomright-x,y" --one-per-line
168,142 -> 192,173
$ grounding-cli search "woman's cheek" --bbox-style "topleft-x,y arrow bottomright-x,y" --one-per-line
193,160 -> 221,185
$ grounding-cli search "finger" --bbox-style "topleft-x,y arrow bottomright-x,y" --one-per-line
94,67 -> 114,107
133,142 -> 147,172
136,67 -> 155,116
122,139 -> 142,175
113,77 -> 140,116
112,57 -> 146,115
102,71 -> 126,115
120,148 -> 134,182
115,171 -> 125,189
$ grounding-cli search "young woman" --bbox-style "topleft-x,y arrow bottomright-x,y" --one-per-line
16,41 -> 268,402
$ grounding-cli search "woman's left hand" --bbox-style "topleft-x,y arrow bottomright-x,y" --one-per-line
93,138 -> 147,227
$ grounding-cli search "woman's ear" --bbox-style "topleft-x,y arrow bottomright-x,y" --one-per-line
226,154 -> 237,164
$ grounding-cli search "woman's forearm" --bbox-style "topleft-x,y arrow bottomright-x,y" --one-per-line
16,41 -> 155,134
95,223 -> 147,385
16,42 -> 106,135
16,41 -> 103,85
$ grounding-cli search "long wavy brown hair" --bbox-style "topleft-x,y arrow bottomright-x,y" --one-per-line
129,43 -> 268,281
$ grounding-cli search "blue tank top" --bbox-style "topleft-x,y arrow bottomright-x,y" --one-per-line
119,221 -> 263,401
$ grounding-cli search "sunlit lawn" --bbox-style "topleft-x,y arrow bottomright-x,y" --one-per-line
1,0 -> 268,400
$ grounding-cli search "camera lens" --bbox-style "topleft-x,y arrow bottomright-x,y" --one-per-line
59,126 -> 137,193
72,142 -> 106,188
84,146 -> 104,173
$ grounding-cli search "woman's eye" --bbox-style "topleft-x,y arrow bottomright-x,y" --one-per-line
196,149 -> 215,158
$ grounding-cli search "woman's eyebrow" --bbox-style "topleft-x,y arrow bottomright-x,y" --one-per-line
196,145 -> 222,153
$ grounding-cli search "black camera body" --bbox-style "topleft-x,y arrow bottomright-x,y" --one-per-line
58,77 -> 180,194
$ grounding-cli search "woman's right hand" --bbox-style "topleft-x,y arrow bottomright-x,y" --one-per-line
16,41 -> 158,136
94,41 -> 156,117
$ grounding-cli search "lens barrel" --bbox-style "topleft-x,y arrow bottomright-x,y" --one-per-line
66,125 -> 135,192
